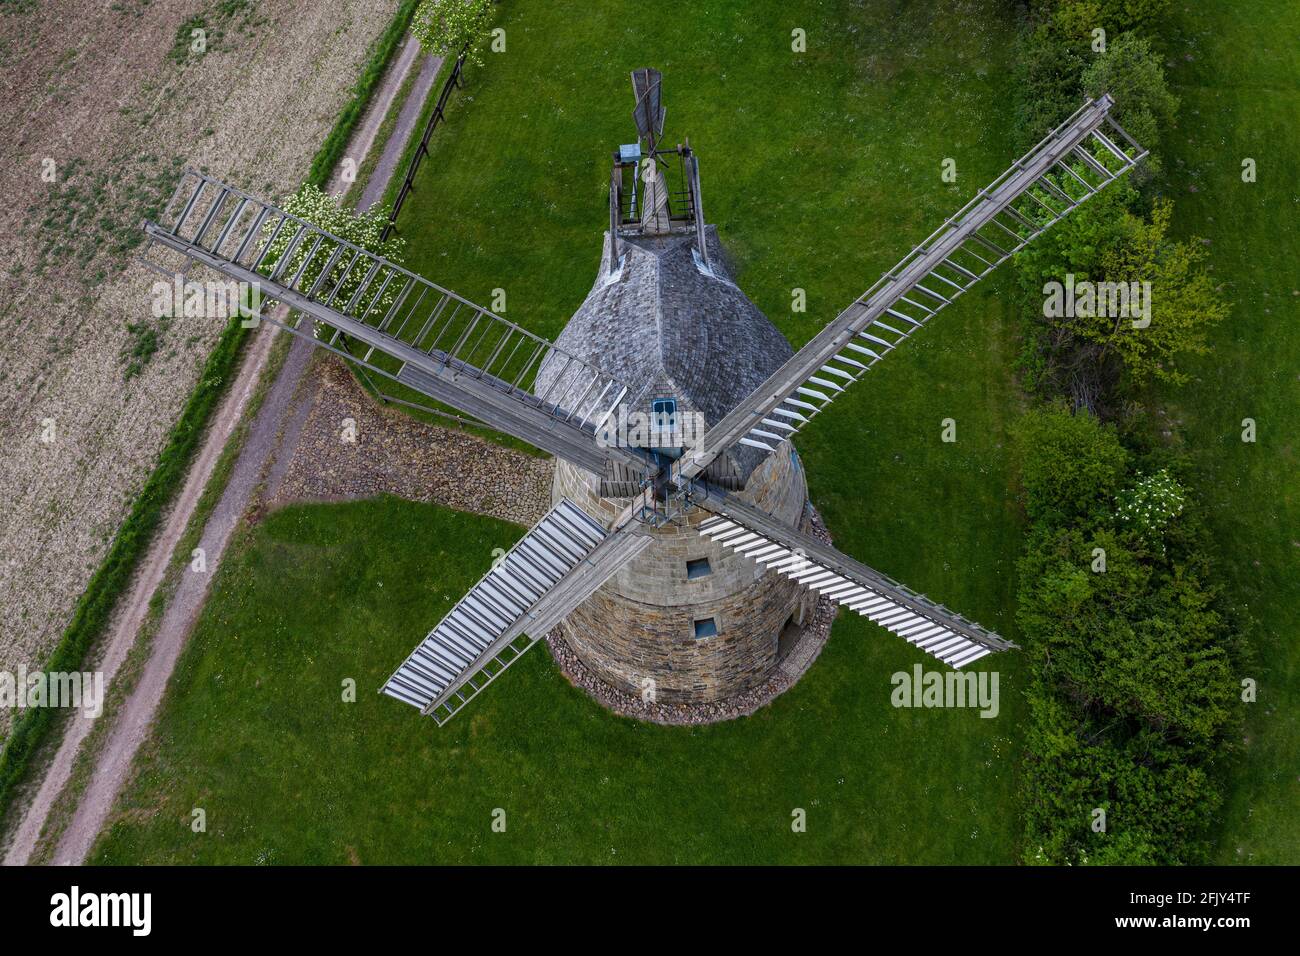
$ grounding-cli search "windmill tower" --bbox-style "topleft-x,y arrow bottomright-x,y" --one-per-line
535,71 -> 816,704
140,74 -> 1147,726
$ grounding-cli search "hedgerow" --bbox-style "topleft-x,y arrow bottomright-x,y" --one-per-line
1015,408 -> 1240,864
1009,1 -> 1242,864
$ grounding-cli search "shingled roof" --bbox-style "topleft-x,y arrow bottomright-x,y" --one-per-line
536,226 -> 794,483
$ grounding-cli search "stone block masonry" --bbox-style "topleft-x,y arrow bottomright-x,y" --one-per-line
553,438 -> 814,705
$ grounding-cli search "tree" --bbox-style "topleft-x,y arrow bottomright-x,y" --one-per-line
1013,13 -> 1092,151
1082,33 -> 1178,171
1018,522 -> 1236,746
1091,0 -> 1172,35
1014,180 -> 1137,298
1030,0 -> 1172,35
411,0 -> 494,66
1016,193 -> 1229,393
1088,199 -> 1228,385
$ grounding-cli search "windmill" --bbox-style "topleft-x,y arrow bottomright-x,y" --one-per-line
140,71 -> 1146,725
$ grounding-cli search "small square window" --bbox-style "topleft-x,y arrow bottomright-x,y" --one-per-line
694,617 -> 718,639
651,398 -> 678,432
686,558 -> 711,580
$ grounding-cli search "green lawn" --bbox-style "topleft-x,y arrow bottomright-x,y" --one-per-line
93,0 -> 1033,864
1159,0 -> 1300,864
94,499 -> 1022,864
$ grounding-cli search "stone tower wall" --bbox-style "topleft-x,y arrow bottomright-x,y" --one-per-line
552,446 -> 813,703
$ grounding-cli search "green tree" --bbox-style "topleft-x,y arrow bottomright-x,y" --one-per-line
1013,15 -> 1092,150
1018,524 -> 1236,747
1017,195 -> 1229,391
1089,199 -> 1228,385
1082,33 -> 1178,170
1014,405 -> 1130,524
411,0 -> 494,66
1030,0 -> 1172,35
1014,180 -> 1136,297
1087,0 -> 1171,34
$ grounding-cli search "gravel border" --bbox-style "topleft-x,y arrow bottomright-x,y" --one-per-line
271,358 -> 553,527
545,506 -> 839,725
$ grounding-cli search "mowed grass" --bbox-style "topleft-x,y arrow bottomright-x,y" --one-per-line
93,0 -> 1030,864
1159,1 -> 1300,863
94,500 -> 1020,864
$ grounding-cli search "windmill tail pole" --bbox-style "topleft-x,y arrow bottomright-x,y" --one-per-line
685,143 -> 708,267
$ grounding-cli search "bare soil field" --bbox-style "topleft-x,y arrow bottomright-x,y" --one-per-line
0,0 -> 399,737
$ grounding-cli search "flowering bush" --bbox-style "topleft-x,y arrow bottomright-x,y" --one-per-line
1114,469 -> 1186,546
411,0 -> 493,66
259,184 -> 407,321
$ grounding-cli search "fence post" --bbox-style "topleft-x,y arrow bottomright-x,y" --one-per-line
381,40 -> 473,244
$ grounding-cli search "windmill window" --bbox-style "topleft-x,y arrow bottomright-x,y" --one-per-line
693,617 -> 718,639
686,558 -> 711,580
651,398 -> 678,432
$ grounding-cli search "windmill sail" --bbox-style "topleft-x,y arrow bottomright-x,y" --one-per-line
139,84 -> 1152,728
695,493 -> 1012,666
679,96 -> 1147,477
142,171 -> 648,477
381,499 -> 650,724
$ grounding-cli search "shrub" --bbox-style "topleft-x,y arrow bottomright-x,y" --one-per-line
1015,413 -> 1241,864
1018,522 -> 1236,747
1013,0 -> 1238,871
1013,405 -> 1130,523
1028,0 -> 1172,35
1012,17 -> 1092,151
1015,4 -> 1174,160
1015,194 -> 1229,394
260,184 -> 407,318
1082,33 -> 1178,170
1115,468 -> 1185,546
412,0 -> 494,66
1022,687 -> 1225,865
1091,198 -> 1228,385
1085,0 -> 1171,35
1014,180 -> 1137,297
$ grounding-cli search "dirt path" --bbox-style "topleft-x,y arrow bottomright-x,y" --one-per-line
358,49 -> 444,212
329,38 -> 442,199
3,31 -> 433,868
1,322 -> 279,867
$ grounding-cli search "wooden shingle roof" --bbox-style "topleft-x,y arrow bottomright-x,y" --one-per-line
537,226 -> 794,482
